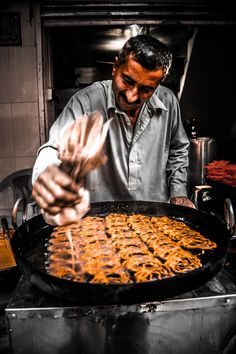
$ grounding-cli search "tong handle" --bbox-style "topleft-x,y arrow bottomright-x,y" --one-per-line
12,197 -> 28,230
1,217 -> 14,255
1,217 -> 9,237
224,198 -> 236,240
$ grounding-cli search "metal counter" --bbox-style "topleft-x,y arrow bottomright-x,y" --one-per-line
5,262 -> 236,354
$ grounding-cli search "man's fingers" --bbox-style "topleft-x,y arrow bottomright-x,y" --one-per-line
32,165 -> 81,212
33,192 -> 62,215
170,196 -> 195,209
37,165 -> 79,193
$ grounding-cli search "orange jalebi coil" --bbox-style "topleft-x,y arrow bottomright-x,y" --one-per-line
46,213 -> 217,284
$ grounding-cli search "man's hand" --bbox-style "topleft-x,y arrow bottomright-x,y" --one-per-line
32,165 -> 81,215
170,196 -> 195,208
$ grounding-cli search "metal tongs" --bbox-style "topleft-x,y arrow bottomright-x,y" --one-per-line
1,217 -> 13,253
224,198 -> 236,241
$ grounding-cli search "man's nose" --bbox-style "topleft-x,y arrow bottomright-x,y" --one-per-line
126,87 -> 139,102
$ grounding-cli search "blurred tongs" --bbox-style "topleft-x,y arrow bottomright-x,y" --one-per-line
1,217 -> 13,253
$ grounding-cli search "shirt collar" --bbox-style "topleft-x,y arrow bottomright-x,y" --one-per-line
106,81 -> 168,114
107,80 -> 116,111
149,86 -> 168,111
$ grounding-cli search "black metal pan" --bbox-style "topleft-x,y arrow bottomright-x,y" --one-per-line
10,200 -> 231,305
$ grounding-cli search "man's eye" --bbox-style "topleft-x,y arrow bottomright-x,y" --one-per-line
123,77 -> 133,85
140,87 -> 153,94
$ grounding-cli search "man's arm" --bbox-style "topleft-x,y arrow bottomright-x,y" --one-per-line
32,145 -> 82,216
32,164 -> 81,215
31,92 -> 86,214
32,146 -> 61,184
166,95 -> 194,208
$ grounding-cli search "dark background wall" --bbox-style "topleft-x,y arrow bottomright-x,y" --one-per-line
180,25 -> 236,141
50,23 -> 236,163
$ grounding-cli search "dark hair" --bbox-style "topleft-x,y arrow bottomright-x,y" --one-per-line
118,34 -> 173,76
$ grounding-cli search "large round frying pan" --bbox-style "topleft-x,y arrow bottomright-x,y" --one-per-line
10,201 -> 231,305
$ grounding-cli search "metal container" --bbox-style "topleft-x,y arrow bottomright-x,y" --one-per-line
5,273 -> 236,354
187,137 -> 219,195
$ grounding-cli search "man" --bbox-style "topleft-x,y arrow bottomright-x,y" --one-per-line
32,34 -> 194,218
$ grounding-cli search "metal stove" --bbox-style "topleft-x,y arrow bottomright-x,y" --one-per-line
5,257 -> 236,354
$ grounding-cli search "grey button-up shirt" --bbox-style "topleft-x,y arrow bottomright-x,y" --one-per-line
32,80 -> 190,203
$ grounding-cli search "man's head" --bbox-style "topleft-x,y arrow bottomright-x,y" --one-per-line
112,34 -> 172,116
118,34 -> 172,75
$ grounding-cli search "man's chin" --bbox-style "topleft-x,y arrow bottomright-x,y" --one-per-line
118,101 -> 137,113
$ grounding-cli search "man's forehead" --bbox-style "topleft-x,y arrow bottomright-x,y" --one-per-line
121,56 -> 166,84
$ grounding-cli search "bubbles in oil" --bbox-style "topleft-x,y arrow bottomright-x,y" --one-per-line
21,227 -> 52,273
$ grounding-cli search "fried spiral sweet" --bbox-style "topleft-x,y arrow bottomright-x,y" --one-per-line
46,213 -> 217,284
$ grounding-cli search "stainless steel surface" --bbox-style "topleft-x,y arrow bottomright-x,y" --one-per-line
224,199 -> 236,243
192,185 -> 212,209
5,267 -> 236,354
41,1 -> 236,26
188,137 -> 219,195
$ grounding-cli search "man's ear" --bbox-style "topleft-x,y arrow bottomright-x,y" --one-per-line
112,56 -> 119,76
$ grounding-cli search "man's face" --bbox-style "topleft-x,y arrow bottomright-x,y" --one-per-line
112,54 -> 166,114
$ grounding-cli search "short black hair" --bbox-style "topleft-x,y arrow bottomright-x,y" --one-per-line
118,34 -> 173,76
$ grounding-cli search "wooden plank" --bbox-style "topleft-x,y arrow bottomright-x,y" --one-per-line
9,46 -> 38,103
0,48 -> 11,103
0,104 -> 14,157
36,4 -> 47,145
12,102 -> 40,157
19,1 -> 36,47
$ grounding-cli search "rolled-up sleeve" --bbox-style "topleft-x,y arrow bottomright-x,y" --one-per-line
32,146 -> 61,184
